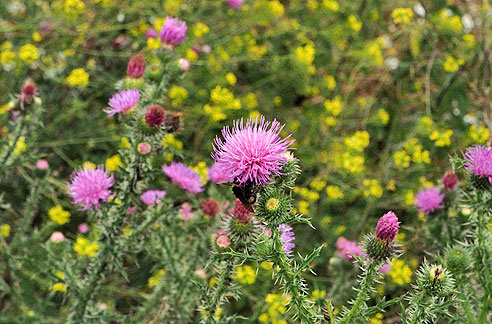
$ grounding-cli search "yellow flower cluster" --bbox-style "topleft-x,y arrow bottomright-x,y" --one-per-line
193,22 -> 209,38
52,282 -> 67,293
435,9 -> 463,35
295,186 -> 319,201
388,258 -> 412,285
168,85 -> 188,106
235,265 -> 256,285
326,185 -> 344,200
161,133 -> 183,150
391,8 -> 413,25
309,289 -> 326,301
1,224 -> 10,237
370,313 -> 384,324
204,85 -> 241,121
429,129 -> 453,147
322,0 -> 339,11
48,205 -> 70,225
443,56 -> 464,72
468,124 -> 490,144
295,44 -> 316,74
347,15 -> 362,32
344,131 -> 370,152
324,75 -> 336,90
375,109 -> 389,125
18,44 -> 39,63
10,136 -> 26,156
74,237 -> 99,257
66,68 -> 89,87
310,179 -> 326,191
105,154 -> 123,171
363,179 -> 383,198
258,293 -> 290,324
393,138 -> 430,168
63,0 -> 85,15
148,269 -> 166,287
324,96 -> 343,116
193,161 -> 208,184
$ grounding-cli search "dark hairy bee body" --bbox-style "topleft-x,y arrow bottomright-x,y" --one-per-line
231,181 -> 257,212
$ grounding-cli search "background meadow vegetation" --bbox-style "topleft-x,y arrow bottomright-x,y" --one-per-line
1,0 -> 492,323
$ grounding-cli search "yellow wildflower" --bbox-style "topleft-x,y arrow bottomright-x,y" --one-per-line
148,269 -> 166,287
18,44 -> 39,63
1,224 -> 10,237
429,129 -> 453,147
105,154 -> 123,171
324,96 -> 343,116
326,185 -> 344,199
48,205 -> 70,225
74,237 -> 99,257
66,68 -> 89,87
348,15 -> 362,32
388,259 -> 412,285
235,265 -> 256,285
391,8 -> 413,24
443,56 -> 464,72
52,283 -> 67,293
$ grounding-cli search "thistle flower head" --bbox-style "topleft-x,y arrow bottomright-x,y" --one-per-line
20,79 -> 37,109
212,115 -> 295,187
233,198 -> 252,223
126,54 -> 146,79
256,186 -> 291,225
208,163 -> 233,184
162,162 -> 204,194
201,198 -> 220,218
140,190 -> 166,206
145,105 -> 165,127
416,260 -> 455,297
335,237 -> 362,261
67,166 -> 114,210
104,89 -> 140,116
464,145 -> 492,189
375,211 -> 400,242
414,187 -> 444,213
159,16 -> 187,46
279,224 -> 295,256
442,171 -> 459,190
226,0 -> 244,10
216,234 -> 230,249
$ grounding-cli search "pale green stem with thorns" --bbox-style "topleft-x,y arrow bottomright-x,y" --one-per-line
202,260 -> 235,324
0,117 -> 24,170
338,261 -> 380,324
271,230 -> 318,324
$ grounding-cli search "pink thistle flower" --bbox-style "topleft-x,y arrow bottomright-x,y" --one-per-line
201,198 -> 221,218
127,54 -> 146,79
233,198 -> 252,223
50,231 -> 65,243
279,224 -> 295,256
145,105 -> 165,127
20,79 -> 37,109
140,190 -> 166,206
179,58 -> 190,71
104,89 -> 140,116
379,263 -> 391,274
162,162 -> 204,194
464,145 -> 492,183
212,115 -> 295,186
67,166 -> 114,210
145,28 -> 157,39
128,206 -> 138,214
159,16 -> 187,46
216,235 -> 230,248
375,211 -> 400,242
208,163 -> 232,184
36,159 -> 49,170
335,237 -> 362,261
414,187 -> 444,213
78,223 -> 89,234
179,202 -> 193,220
226,0 -> 244,10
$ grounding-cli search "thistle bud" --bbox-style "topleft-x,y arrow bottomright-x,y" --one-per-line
365,211 -> 400,261
201,198 -> 220,218
137,142 -> 151,155
127,54 -> 146,79
442,171 -> 458,190
444,246 -> 471,274
256,186 -> 291,225
416,260 -> 454,297
375,211 -> 399,242
216,235 -> 230,249
20,79 -> 37,109
165,112 -> 182,133
145,105 -> 166,127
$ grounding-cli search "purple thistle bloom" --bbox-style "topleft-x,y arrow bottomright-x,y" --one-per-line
140,190 -> 166,206
335,237 -> 362,261
279,224 -> 295,256
208,163 -> 232,184
375,211 -> 400,242
159,16 -> 187,46
212,115 -> 295,187
163,162 -> 204,194
145,28 -> 157,39
104,89 -> 140,116
414,187 -> 445,213
226,0 -> 244,10
464,145 -> 492,183
67,166 -> 114,210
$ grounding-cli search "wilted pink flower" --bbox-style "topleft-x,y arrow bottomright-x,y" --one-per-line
202,45 -> 212,54
36,159 -> 49,170
145,105 -> 165,127
127,54 -> 146,78
464,145 -> 492,183
163,162 -> 204,194
179,58 -> 190,71
279,224 -> 295,256
208,163 -> 232,184
50,231 -> 65,243
138,142 -> 151,154
212,115 -> 295,186
145,28 -> 157,39
226,0 -> 244,10
20,79 -> 37,109
375,211 -> 399,242
414,187 -> 444,213
201,198 -> 220,218
128,206 -> 138,214
335,237 -> 362,261
216,235 -> 230,248
67,166 -> 114,210
160,16 -> 187,46
78,223 -> 89,234
104,89 -> 140,116
179,203 -> 193,220
141,190 -> 166,206
442,171 -> 459,190
232,199 -> 252,223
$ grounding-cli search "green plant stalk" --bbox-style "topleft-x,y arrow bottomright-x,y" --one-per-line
473,207 -> 492,324
0,116 -> 24,170
203,260 -> 235,324
338,260 -> 380,324
407,293 -> 429,324
271,230 -> 317,324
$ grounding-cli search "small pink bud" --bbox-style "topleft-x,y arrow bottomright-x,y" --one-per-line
216,235 -> 230,248
50,231 -> 65,243
179,58 -> 190,71
137,142 -> 151,154
128,206 -> 138,214
202,45 -> 211,54
195,268 -> 207,279
78,223 -> 89,234
442,171 -> 459,190
179,203 -> 193,220
36,159 -> 49,170
375,211 -> 400,242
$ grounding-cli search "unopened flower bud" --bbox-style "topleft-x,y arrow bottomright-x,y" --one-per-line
179,58 -> 190,71
138,142 -> 151,154
216,235 -> 230,248
201,198 -> 220,218
375,211 -> 399,242
416,260 -> 455,297
20,79 -> 37,109
444,246 -> 471,274
50,231 -> 65,243
127,54 -> 146,79
442,171 -> 459,190
145,105 -> 165,127
36,159 -> 49,170
256,187 -> 291,225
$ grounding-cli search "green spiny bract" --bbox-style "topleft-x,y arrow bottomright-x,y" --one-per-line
444,245 -> 472,275
363,234 -> 400,262
415,260 -> 455,298
469,175 -> 492,191
222,215 -> 261,252
255,186 -> 292,226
